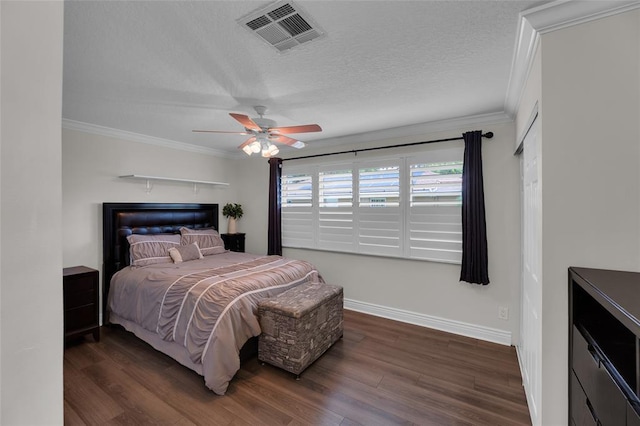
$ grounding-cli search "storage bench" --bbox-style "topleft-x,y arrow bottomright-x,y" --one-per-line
258,282 -> 343,377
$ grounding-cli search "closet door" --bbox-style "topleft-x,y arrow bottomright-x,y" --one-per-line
519,115 -> 542,425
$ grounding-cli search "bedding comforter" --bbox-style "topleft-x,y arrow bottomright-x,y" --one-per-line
108,251 -> 321,394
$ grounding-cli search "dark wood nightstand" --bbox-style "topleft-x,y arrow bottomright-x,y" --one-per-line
63,266 -> 100,342
221,233 -> 245,253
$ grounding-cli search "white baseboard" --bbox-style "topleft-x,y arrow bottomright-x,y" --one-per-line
344,298 -> 512,346
102,299 -> 511,345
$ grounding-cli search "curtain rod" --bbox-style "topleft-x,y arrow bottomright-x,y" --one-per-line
282,131 -> 494,161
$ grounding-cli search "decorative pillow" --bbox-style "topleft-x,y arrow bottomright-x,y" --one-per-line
127,234 -> 181,267
168,242 -> 203,263
179,227 -> 226,256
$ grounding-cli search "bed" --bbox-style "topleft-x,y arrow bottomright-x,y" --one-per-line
102,203 -> 321,395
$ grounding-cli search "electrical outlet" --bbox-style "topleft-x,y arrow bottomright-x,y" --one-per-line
498,306 -> 509,320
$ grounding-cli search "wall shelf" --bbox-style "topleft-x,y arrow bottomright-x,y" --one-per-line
119,175 -> 229,193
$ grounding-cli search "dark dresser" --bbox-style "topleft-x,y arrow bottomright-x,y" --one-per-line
63,266 -> 100,342
569,267 -> 640,425
221,233 -> 245,253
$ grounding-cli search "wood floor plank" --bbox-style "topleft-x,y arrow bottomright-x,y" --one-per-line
65,310 -> 531,426
381,372 -> 530,425
415,374 -> 530,422
305,363 -> 463,425
64,359 -> 124,424
82,359 -> 186,425
232,366 -> 345,425
63,400 -> 87,426
65,340 -> 106,371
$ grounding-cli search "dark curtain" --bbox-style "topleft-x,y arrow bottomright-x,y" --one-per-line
267,157 -> 283,255
459,130 -> 490,285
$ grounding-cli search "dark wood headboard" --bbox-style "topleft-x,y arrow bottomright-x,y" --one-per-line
102,203 -> 219,314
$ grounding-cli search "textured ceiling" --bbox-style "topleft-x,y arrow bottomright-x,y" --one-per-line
63,0 -> 548,155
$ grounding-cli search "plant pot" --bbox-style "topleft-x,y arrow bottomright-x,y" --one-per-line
227,217 -> 237,234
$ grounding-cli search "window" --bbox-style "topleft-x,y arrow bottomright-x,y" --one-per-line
281,146 -> 463,263
281,171 -> 314,248
318,168 -> 353,251
358,163 -> 401,256
408,160 -> 463,263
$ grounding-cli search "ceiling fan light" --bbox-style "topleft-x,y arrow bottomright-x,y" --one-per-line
250,140 -> 261,153
242,145 -> 253,155
269,144 -> 279,155
261,147 -> 271,158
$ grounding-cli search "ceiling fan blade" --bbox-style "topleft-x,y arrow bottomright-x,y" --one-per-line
192,130 -> 249,135
269,124 -> 322,134
272,135 -> 306,149
230,113 -> 262,132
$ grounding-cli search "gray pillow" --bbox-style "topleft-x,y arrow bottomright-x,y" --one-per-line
179,227 -> 226,256
127,234 -> 181,267
168,242 -> 203,263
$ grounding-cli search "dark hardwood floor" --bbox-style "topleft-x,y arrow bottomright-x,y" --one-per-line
64,310 -> 531,425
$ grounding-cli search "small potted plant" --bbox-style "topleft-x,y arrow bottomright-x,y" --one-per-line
222,203 -> 243,234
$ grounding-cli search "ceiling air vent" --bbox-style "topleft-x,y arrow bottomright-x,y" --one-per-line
238,1 -> 325,52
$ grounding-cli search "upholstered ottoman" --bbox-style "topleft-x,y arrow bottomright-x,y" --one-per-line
258,282 -> 343,377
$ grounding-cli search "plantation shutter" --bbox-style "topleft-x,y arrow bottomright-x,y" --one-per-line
281,168 -> 314,248
357,162 -> 402,256
318,167 -> 354,251
281,145 -> 465,264
408,150 -> 464,263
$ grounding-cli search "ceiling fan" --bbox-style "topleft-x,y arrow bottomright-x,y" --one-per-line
193,106 -> 322,157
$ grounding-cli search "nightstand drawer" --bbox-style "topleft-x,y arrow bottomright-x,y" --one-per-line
64,288 -> 95,309
63,266 -> 100,342
221,233 -> 245,252
64,275 -> 96,293
65,305 -> 97,331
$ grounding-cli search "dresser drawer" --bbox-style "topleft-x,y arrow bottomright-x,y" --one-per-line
628,401 -> 640,426
571,371 -> 598,426
573,326 -> 627,426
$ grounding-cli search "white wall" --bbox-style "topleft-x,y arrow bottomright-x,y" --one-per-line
1,1 -> 64,424
516,10 -> 640,425
62,127 -> 241,313
218,154 -> 271,255
237,121 -> 522,344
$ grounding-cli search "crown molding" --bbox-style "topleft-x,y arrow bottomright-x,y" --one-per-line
525,0 -> 640,34
504,0 -> 640,116
62,119 -> 238,159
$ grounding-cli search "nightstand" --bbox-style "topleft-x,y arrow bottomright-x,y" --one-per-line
221,233 -> 245,253
63,266 -> 100,342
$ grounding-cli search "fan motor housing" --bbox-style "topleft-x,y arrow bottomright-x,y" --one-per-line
252,117 -> 277,131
